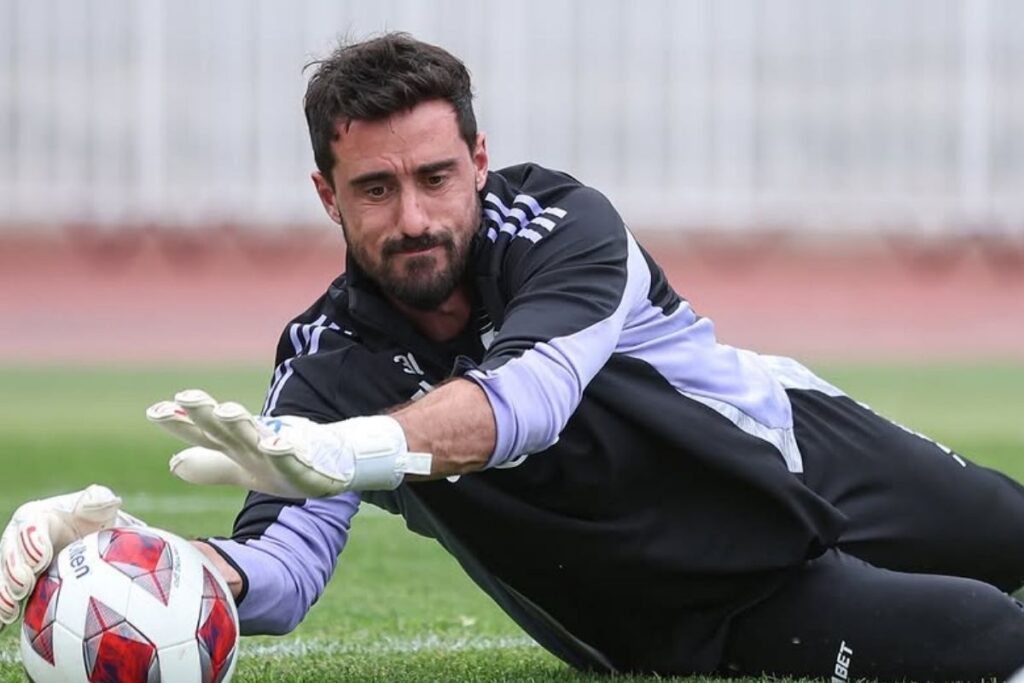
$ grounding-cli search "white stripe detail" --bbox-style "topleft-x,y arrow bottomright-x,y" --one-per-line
512,193 -> 542,216
486,197 -> 532,229
671,356 -> 846,473
266,316 -> 326,413
263,363 -> 288,414
288,322 -> 303,354
484,192 -> 514,217
262,335 -> 297,414
483,191 -> 567,243
310,322 -> 338,355
509,207 -> 531,226
266,362 -> 295,414
679,390 -> 805,473
769,357 -> 966,469
264,314 -> 335,415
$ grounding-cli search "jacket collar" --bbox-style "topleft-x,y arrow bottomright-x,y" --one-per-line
341,250 -> 487,374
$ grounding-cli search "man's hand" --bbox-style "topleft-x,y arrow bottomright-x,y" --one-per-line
0,485 -> 143,631
146,390 -> 432,498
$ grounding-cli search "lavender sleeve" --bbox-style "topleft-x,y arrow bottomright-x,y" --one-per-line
466,191 -> 651,467
207,492 -> 360,635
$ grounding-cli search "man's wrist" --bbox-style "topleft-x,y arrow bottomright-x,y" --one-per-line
190,540 -> 244,600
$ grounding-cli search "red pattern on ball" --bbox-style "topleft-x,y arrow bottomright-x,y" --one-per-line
22,564 -> 61,665
100,529 -> 174,605
101,529 -> 167,576
83,597 -> 159,683
196,567 -> 236,683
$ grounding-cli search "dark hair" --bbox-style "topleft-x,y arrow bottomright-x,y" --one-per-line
303,33 -> 477,184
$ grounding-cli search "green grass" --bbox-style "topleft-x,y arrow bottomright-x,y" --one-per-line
0,363 -> 1022,682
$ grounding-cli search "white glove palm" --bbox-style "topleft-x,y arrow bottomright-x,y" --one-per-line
0,485 -> 143,630
146,390 -> 432,498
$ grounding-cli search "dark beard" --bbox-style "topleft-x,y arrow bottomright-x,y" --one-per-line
350,225 -> 474,312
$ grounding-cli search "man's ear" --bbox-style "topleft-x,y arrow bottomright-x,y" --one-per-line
473,133 -> 489,191
312,171 -> 342,225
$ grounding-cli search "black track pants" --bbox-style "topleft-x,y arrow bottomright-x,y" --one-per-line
719,390 -> 1024,680
720,549 -> 1024,681
793,390 -> 1024,592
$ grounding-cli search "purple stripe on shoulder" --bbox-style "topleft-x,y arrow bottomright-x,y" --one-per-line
616,301 -> 793,429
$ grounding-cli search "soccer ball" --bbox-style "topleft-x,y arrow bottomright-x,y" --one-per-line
20,526 -> 238,683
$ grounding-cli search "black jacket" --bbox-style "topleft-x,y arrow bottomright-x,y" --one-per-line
222,163 -> 846,674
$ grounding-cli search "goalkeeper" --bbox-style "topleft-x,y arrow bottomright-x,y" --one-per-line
5,33 -> 1024,681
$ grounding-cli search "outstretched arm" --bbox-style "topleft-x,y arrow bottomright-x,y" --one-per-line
147,381 -> 493,498
149,186 -> 641,498
391,378 -> 495,477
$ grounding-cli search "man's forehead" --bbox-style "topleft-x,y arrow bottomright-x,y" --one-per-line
332,100 -> 463,160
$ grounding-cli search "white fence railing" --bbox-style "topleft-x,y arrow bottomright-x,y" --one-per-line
1,0 -> 1022,234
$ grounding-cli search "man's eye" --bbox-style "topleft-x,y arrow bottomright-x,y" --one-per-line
425,174 -> 446,187
366,186 -> 387,198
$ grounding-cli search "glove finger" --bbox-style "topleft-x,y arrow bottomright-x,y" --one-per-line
71,484 -> 123,529
174,390 -> 252,453
15,516 -> 53,574
171,447 -> 307,498
0,580 -> 22,627
2,538 -> 35,601
147,400 -> 222,450
169,447 -> 261,489
209,402 -> 265,453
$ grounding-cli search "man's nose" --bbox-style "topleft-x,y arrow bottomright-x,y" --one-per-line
396,188 -> 429,237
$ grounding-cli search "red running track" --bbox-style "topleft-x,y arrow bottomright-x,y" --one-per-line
1,231 -> 1022,365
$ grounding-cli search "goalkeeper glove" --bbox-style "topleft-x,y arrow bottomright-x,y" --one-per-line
146,389 -> 432,498
0,485 -> 144,630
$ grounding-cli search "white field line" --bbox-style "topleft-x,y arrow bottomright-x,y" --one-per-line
0,635 -> 538,664
0,493 -> 244,517
241,634 -> 538,657
120,493 -> 394,517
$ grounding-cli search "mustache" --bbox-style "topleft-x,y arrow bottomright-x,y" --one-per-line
382,232 -> 453,258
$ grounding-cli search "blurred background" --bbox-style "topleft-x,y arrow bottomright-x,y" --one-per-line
1,3 -> 1022,672
1,0 -> 1023,363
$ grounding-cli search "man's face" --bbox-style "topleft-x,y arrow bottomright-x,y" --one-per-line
312,100 -> 488,311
